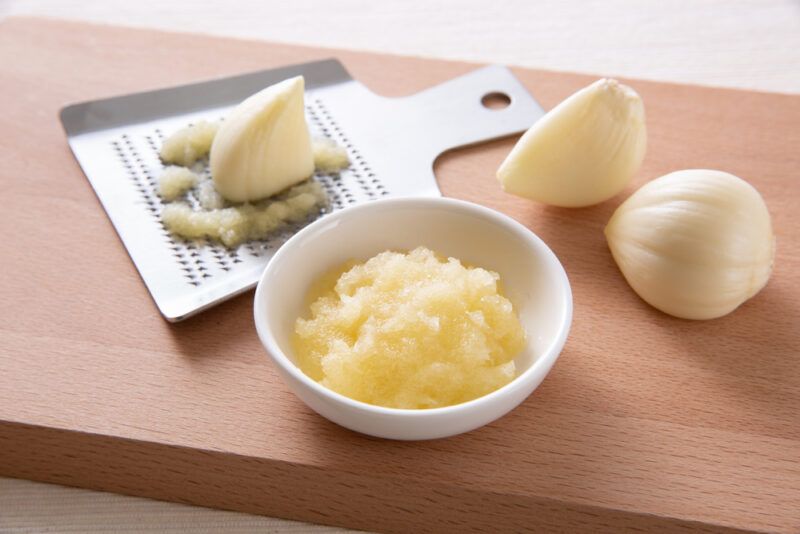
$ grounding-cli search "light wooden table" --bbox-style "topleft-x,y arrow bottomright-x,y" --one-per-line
1,1 -> 798,532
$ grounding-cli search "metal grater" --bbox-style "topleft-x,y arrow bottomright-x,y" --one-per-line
60,59 -> 544,321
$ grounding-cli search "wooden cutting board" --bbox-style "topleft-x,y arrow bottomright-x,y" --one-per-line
0,17 -> 798,534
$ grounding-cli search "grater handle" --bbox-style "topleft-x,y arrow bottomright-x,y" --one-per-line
397,65 -> 545,161
312,64 -> 545,199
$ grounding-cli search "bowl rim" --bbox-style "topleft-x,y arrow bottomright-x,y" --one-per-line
254,196 -> 573,418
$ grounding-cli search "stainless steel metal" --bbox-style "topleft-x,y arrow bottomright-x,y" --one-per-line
60,59 -> 544,321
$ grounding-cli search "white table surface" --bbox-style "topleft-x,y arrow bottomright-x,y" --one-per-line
1,0 -> 798,532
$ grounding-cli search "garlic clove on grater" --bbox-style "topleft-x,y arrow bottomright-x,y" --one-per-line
604,169 -> 775,320
210,76 -> 314,202
497,78 -> 646,207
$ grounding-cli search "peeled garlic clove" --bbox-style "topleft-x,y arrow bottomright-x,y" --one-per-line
497,78 -> 646,207
210,76 -> 314,202
605,169 -> 775,320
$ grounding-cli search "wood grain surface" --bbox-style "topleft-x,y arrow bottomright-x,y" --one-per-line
0,17 -> 798,534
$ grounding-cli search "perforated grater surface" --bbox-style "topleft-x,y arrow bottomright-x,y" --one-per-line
60,59 -> 544,321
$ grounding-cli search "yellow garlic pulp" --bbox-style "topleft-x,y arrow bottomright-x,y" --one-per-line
161,180 -> 327,248
293,247 -> 526,409
160,120 -> 219,166
312,137 -> 351,173
497,78 -> 646,207
157,166 -> 200,201
605,169 -> 775,320
210,76 -> 314,202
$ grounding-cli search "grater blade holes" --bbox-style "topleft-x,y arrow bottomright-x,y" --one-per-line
109,97 -> 391,292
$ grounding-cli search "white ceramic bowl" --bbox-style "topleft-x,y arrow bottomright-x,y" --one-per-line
254,197 -> 572,440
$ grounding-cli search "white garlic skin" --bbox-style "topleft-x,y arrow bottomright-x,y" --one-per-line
211,76 -> 314,203
497,78 -> 646,207
605,170 -> 775,320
